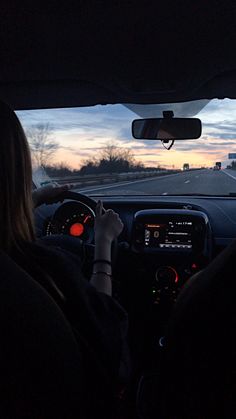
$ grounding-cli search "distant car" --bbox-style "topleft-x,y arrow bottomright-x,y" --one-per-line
213,165 -> 220,170
183,163 -> 190,171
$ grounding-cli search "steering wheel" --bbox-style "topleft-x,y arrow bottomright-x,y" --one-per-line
41,190 -> 117,267
58,190 -> 99,213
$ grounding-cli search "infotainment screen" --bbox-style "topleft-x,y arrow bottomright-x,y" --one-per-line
144,220 -> 193,249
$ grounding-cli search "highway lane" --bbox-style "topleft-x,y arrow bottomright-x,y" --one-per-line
75,169 -> 236,196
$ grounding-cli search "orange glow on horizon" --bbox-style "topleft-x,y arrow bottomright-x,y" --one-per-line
53,146 -> 224,170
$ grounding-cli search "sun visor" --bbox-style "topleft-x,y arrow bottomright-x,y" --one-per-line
124,100 -> 210,118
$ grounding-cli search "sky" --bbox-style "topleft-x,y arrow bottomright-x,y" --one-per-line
16,99 -> 236,170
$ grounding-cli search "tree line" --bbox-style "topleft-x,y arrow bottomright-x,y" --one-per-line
27,123 -> 162,177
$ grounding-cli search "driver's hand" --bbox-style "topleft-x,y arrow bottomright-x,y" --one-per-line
32,184 -> 73,207
94,200 -> 124,243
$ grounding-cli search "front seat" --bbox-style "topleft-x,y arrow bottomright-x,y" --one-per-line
0,251 -> 83,418
137,240 -> 236,419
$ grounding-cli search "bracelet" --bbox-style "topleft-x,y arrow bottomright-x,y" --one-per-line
92,271 -> 112,277
93,259 -> 112,266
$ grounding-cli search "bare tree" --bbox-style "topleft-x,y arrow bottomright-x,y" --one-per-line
100,141 -> 135,164
100,142 -> 119,162
80,141 -> 145,175
98,141 -> 138,173
26,123 -> 59,167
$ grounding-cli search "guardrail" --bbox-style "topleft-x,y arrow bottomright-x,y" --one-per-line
41,169 -> 181,188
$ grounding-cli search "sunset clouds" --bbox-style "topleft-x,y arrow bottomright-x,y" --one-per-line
17,99 -> 236,170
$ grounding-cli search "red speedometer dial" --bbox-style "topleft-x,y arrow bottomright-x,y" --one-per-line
70,222 -> 84,237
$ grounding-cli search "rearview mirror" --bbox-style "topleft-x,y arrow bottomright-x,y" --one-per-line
132,118 -> 202,140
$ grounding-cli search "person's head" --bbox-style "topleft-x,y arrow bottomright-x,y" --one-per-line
0,101 -> 35,252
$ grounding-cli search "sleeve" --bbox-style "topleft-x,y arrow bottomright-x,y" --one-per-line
69,268 -> 130,384
93,290 -> 131,384
41,244 -> 131,386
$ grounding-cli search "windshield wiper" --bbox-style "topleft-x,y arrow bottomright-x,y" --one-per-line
164,193 -> 236,197
163,193 -> 212,196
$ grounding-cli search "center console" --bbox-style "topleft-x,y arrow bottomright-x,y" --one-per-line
132,209 -> 211,254
127,209 -> 213,372
131,209 -> 212,307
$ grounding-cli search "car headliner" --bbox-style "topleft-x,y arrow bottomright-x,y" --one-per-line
1,1 -> 236,110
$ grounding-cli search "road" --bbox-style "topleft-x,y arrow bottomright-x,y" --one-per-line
75,169 -> 236,196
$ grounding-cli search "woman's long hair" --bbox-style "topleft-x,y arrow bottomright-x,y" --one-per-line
0,101 -> 35,252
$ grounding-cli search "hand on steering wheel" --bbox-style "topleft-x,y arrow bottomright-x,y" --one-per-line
95,200 -> 124,244
33,184 -> 73,207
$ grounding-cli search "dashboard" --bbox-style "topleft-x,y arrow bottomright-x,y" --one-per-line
36,195 -> 236,295
35,194 -> 236,370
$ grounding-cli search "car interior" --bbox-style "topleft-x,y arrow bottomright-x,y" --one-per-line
1,1 -> 236,418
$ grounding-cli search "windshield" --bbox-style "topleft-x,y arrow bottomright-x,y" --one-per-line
16,99 -> 236,197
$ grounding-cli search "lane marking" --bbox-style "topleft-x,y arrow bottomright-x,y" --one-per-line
78,170 -> 206,193
162,192 -> 168,195
222,170 -> 236,181
184,180 -> 190,184
77,177 -> 160,193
